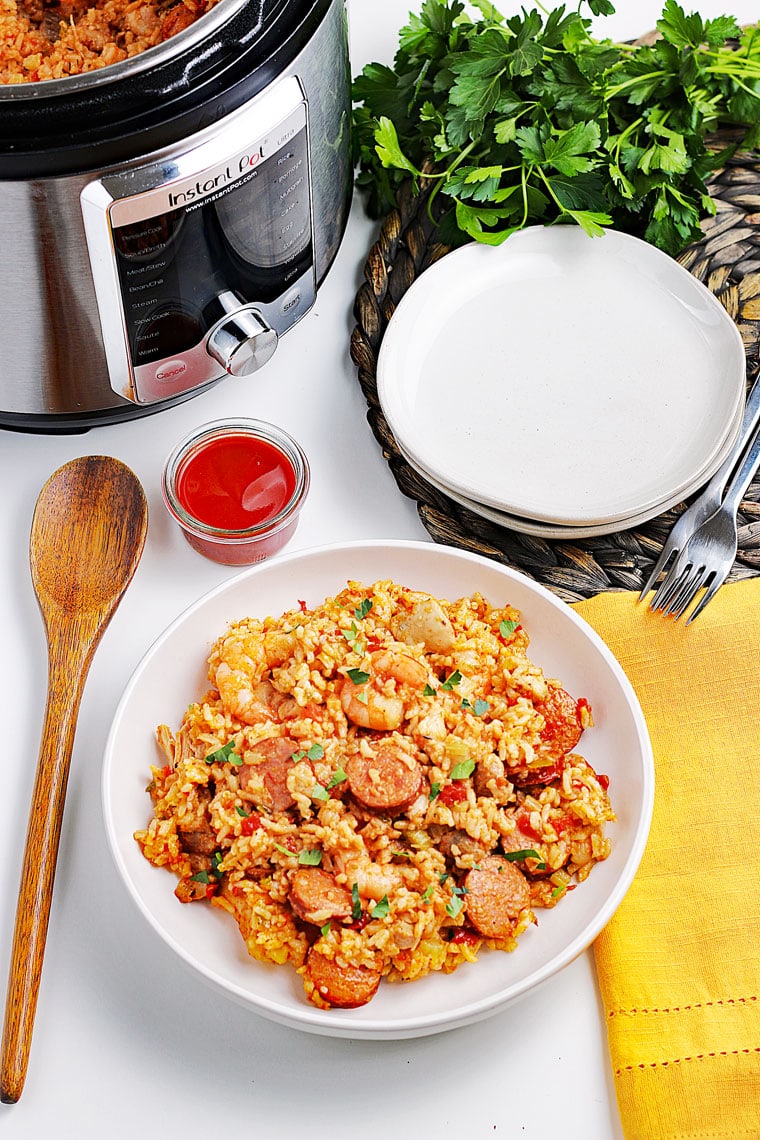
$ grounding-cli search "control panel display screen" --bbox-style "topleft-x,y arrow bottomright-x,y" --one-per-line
111,125 -> 312,368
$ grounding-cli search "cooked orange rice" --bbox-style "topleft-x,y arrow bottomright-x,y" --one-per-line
135,579 -> 615,1010
0,0 -> 220,84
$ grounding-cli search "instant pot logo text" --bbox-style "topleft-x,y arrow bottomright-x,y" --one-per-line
166,149 -> 264,209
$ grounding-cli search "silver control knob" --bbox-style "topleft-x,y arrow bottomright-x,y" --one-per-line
206,304 -> 278,377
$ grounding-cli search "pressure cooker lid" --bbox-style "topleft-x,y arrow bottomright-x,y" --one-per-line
0,0 -> 332,175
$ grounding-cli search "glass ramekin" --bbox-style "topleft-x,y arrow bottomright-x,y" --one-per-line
161,418 -> 310,565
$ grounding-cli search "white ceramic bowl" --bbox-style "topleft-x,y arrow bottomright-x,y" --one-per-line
103,540 -> 654,1039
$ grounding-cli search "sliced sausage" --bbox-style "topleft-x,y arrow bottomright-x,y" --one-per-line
464,855 -> 531,940
537,686 -> 583,761
289,868 -> 353,926
239,736 -> 299,812
345,740 -> 423,813
305,946 -> 382,1009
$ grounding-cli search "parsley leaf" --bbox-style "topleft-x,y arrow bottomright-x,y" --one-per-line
205,740 -> 240,765
441,670 -> 463,691
445,895 -> 464,919
370,895 -> 391,919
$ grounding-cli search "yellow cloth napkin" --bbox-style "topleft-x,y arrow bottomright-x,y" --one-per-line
572,578 -> 760,1140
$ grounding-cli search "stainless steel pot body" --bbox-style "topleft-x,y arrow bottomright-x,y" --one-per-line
0,0 -> 351,429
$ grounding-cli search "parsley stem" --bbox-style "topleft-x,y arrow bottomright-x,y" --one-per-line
426,140 -> 477,221
604,70 -> 668,101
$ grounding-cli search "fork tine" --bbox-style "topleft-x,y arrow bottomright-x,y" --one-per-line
649,559 -> 692,613
665,565 -> 708,620
685,572 -> 724,625
639,545 -> 677,600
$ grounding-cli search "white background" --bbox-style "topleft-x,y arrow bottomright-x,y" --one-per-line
0,1 -> 750,1135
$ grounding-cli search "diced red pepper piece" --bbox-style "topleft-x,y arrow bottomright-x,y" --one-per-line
438,783 -> 468,806
240,812 -> 263,836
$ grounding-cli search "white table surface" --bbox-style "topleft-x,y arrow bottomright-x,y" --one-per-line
0,0 -> 751,1133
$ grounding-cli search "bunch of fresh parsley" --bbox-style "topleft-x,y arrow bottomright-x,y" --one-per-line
352,0 -> 760,253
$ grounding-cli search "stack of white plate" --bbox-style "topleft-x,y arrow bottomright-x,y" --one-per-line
376,226 -> 747,539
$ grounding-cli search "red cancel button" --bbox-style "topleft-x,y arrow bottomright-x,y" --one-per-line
155,359 -> 187,383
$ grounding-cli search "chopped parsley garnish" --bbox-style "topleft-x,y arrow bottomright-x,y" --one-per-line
351,882 -> 362,920
354,599 -> 373,619
505,848 -> 547,870
342,622 -> 364,652
346,667 -> 370,685
298,848 -> 323,866
428,782 -> 441,801
311,785 -> 330,802
320,922 -> 332,937
370,895 -> 390,919
189,870 -> 211,884
423,683 -> 437,697
273,842 -> 293,856
450,758 -> 476,780
292,743 -> 325,762
205,740 -> 240,765
211,851 -> 224,879
422,884 -> 435,902
235,805 -> 249,817
445,895 -> 464,919
473,698 -> 490,716
500,619 -> 519,639
441,670 -> 462,691
326,768 -> 347,789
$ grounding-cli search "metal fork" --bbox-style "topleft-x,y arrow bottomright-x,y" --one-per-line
639,374 -> 760,601
647,423 -> 760,622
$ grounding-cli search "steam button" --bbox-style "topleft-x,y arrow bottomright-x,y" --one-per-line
206,306 -> 278,377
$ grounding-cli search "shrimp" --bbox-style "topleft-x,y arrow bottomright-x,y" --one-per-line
332,848 -> 405,902
391,592 -> 456,653
340,648 -> 429,731
209,624 -> 271,724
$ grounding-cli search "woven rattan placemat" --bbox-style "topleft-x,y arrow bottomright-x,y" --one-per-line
350,150 -> 760,602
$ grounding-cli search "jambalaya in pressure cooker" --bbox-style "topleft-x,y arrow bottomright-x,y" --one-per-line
0,0 -> 221,82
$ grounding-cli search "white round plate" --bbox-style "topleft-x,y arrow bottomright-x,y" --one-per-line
377,226 -> 746,526
103,540 -> 654,1039
397,395 -> 743,540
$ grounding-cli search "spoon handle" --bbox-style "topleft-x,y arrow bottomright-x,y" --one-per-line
0,623 -> 96,1104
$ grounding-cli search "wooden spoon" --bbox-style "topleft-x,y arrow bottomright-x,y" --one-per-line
0,456 -> 148,1104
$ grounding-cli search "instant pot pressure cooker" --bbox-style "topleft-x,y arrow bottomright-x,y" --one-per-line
0,0 -> 352,430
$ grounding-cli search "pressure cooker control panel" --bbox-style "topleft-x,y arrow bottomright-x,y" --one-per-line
81,77 -> 315,404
